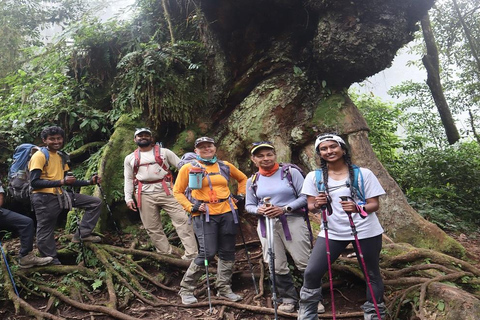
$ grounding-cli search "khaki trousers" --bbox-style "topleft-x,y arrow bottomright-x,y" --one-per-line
138,190 -> 197,259
257,215 -> 311,274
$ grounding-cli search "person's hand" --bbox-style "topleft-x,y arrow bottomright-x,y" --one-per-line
263,205 -> 283,218
339,199 -> 356,213
64,175 -> 76,185
232,194 -> 245,204
191,202 -> 207,213
127,200 -> 137,211
91,174 -> 102,185
313,192 -> 329,209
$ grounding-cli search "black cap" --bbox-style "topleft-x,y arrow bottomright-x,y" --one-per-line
194,137 -> 215,148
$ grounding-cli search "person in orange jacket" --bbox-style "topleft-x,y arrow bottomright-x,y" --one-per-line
173,137 -> 247,305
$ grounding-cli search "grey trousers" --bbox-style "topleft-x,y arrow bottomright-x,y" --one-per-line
31,192 -> 101,261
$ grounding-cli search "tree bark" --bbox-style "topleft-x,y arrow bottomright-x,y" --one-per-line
421,13 -> 460,145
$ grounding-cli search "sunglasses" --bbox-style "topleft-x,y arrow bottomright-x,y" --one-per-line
251,141 -> 273,146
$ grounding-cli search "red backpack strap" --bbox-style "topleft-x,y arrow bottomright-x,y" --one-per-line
133,148 -> 141,178
153,143 -> 173,183
153,144 -> 166,170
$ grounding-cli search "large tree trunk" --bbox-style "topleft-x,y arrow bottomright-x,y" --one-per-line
160,0 -> 464,256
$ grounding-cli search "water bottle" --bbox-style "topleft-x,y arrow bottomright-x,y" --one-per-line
188,166 -> 204,189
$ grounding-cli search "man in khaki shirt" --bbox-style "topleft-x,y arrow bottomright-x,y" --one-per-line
124,128 -> 197,260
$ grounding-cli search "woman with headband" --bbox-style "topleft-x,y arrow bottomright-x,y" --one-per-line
298,134 -> 386,320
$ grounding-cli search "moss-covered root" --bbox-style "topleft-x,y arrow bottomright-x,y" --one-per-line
103,245 -> 176,292
35,282 -> 141,320
89,244 -> 167,306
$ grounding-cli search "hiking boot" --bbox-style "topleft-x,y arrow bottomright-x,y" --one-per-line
362,301 -> 386,320
180,293 -> 198,305
72,235 -> 101,243
179,261 -> 204,305
215,259 -> 243,301
216,291 -> 243,302
19,252 -> 53,269
318,301 -> 326,313
278,302 -> 296,313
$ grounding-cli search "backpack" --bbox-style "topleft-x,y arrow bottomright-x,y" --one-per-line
132,142 -> 175,208
133,142 -> 173,182
250,163 -> 313,245
178,152 -> 231,201
315,164 -> 366,204
7,143 -> 69,201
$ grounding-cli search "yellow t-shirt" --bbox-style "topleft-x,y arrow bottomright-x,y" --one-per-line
29,150 -> 69,194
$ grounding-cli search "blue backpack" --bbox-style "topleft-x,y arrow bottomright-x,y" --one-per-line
8,144 -> 69,201
315,164 -> 366,204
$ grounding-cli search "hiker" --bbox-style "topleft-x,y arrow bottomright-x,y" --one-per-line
298,134 -> 386,320
245,141 -> 324,314
173,136 -> 247,304
124,128 -> 198,260
29,126 -> 102,265
0,181 -> 53,268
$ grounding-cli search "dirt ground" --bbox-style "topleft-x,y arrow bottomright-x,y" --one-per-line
1,228 -> 479,320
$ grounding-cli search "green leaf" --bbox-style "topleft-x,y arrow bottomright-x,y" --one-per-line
437,300 -> 445,311
92,279 -> 103,290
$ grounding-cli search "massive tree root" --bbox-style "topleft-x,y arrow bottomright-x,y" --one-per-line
1,237 -> 480,319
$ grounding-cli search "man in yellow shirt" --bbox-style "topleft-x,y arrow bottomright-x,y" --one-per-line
29,126 -> 102,265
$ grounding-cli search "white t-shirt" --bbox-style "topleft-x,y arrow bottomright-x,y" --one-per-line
302,167 -> 385,240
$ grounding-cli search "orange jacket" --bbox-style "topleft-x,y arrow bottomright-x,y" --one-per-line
173,160 -> 247,216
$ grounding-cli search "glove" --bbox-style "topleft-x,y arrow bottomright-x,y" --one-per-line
191,202 -> 201,213
232,194 -> 245,202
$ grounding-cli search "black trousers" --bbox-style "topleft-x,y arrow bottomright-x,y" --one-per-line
303,234 -> 384,303
192,212 -> 237,266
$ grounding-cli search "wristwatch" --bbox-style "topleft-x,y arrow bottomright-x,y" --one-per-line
283,206 -> 293,213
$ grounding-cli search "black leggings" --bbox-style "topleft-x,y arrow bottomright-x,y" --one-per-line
303,234 -> 384,303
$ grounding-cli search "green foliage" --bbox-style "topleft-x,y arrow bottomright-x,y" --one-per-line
394,141 -> 480,230
350,90 -> 402,169
0,0 -> 89,77
389,80 -> 449,151
113,40 -> 208,127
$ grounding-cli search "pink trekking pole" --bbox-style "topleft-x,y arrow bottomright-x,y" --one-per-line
319,191 -> 336,319
340,196 -> 382,320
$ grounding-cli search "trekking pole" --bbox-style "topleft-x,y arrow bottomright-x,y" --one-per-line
237,219 -> 259,294
0,240 -> 19,297
68,172 -> 87,267
319,191 -> 336,320
340,196 -> 382,320
201,213 -> 213,314
263,197 -> 278,320
96,179 -> 125,247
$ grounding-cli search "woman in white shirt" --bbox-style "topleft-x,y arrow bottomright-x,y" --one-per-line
298,134 -> 386,320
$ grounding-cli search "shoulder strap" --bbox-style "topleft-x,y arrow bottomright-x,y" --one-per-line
40,147 -> 50,165
280,164 -> 300,198
133,148 -> 141,177
210,160 -> 230,182
250,172 -> 260,200
352,165 -> 365,203
153,143 -> 168,171
315,169 -> 325,192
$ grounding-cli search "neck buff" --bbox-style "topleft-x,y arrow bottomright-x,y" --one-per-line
196,155 -> 218,165
258,162 -> 280,177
